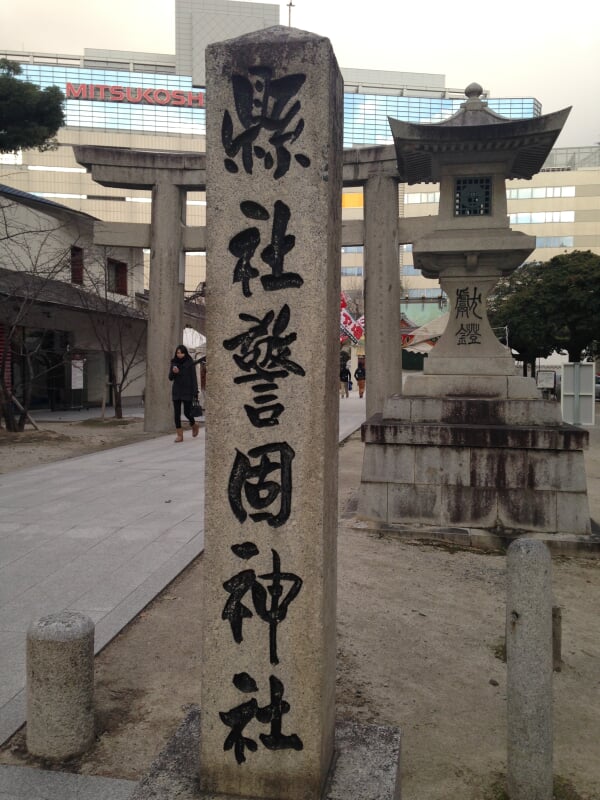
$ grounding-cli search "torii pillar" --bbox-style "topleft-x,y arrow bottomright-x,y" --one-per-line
73,147 -> 207,432
342,146 -> 403,418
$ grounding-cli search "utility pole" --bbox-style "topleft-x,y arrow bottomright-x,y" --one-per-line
287,0 -> 295,26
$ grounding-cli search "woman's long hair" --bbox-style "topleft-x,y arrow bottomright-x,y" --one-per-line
172,344 -> 191,360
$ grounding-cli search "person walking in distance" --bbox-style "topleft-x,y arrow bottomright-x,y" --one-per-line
169,344 -> 199,442
354,359 -> 366,398
340,362 -> 351,399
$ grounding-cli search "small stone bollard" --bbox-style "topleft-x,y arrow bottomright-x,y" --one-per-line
26,611 -> 95,760
506,539 -> 553,800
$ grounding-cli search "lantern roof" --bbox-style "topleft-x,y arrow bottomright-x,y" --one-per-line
389,82 -> 571,184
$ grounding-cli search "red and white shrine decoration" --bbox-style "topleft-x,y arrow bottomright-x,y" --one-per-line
340,293 -> 364,344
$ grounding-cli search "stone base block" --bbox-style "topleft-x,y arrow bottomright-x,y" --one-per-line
351,520 -> 600,556
359,401 -> 591,536
402,373 -> 541,399
130,707 -> 401,800
383,396 -> 566,427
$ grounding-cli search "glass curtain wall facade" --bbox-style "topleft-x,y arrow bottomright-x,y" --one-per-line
19,64 -> 206,137
21,62 -> 541,147
343,94 -> 541,147
2,53 -> 559,307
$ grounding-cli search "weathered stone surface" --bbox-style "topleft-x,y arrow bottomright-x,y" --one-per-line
402,373 -> 516,399
414,445 -> 469,486
202,26 -> 343,800
525,450 -> 588,492
497,489 -> 558,533
359,398 -> 591,535
131,707 -> 402,800
556,491 -> 593,534
26,611 -> 95,760
442,485 -> 498,528
360,443 -> 415,484
388,484 -> 441,524
470,449 -> 529,490
363,173 -> 402,419
363,420 -> 587,451
382,396 -> 572,427
506,539 -> 553,800
357,482 -> 388,522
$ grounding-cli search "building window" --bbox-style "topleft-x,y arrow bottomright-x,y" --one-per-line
507,186 -> 575,200
510,211 -> 575,225
107,258 -> 128,295
406,288 -> 445,299
405,191 -> 440,204
28,165 -> 87,174
536,236 -> 574,248
70,246 -> 84,284
455,177 -> 492,216
341,246 -> 364,254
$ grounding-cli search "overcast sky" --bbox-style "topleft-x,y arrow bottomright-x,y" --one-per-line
2,0 -> 599,148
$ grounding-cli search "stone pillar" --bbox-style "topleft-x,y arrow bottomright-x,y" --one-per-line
145,180 -> 186,433
506,539 -> 553,800
26,611 -> 95,760
202,27 -> 343,800
423,273 -> 518,377
363,173 -> 402,419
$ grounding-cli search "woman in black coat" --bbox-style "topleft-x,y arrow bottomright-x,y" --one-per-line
168,344 -> 199,442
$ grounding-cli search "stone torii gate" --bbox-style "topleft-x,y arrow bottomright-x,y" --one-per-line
73,146 -> 207,433
74,143 -> 418,432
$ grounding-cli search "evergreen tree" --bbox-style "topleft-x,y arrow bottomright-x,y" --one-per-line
0,59 -> 65,153
488,250 -> 600,372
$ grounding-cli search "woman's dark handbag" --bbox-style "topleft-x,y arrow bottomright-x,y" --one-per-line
190,398 -> 203,418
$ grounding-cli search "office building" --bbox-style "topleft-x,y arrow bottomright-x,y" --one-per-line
2,0 -> 597,333
1,0 -> 544,304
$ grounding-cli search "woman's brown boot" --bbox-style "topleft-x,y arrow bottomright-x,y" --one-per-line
192,421 -> 200,437
174,428 -> 184,443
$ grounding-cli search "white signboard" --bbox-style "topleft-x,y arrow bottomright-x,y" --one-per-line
536,370 -> 556,390
561,362 -> 595,426
71,359 -> 85,390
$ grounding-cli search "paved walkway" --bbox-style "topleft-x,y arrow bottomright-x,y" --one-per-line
4,396 -> 595,800
0,397 -> 366,752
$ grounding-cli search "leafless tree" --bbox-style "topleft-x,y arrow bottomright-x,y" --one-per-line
73,247 -> 147,419
1,192 -> 147,428
0,196 -> 74,430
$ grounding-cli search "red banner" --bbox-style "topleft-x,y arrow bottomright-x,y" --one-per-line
340,308 -> 364,345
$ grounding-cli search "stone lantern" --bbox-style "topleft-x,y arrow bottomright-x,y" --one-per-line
358,84 -> 591,540
390,82 -> 570,399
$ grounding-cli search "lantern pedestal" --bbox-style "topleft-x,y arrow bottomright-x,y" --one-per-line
358,396 -> 591,538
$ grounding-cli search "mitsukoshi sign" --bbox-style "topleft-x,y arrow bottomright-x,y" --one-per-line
65,83 -> 205,108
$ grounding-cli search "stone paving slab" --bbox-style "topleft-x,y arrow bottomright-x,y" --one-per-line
0,764 -> 136,799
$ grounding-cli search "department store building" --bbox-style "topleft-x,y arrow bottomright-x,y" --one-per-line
2,0 -> 599,326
